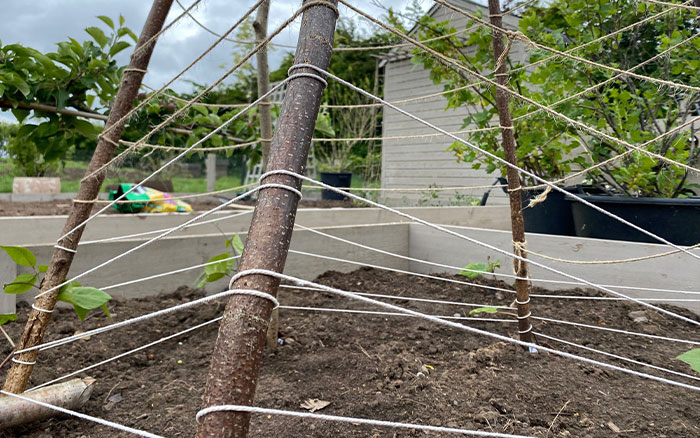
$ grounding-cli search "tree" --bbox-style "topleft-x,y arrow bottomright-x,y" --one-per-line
414,0 -> 700,197
0,15 -> 137,176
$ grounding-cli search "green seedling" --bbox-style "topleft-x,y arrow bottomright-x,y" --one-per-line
459,256 -> 501,279
195,233 -> 244,288
677,349 -> 700,374
1,246 -> 111,322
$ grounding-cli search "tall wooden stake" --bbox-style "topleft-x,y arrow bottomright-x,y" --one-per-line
3,0 -> 174,394
487,0 -> 534,343
253,0 -> 279,350
197,2 -> 338,437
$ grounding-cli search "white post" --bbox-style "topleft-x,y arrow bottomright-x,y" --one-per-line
206,153 -> 216,193
0,254 -> 17,315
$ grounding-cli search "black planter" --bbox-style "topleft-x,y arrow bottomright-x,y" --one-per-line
521,187 -> 578,236
493,178 -> 577,236
568,193 -> 700,245
320,172 -> 352,200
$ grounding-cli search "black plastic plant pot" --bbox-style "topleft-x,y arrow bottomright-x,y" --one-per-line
521,187 -> 578,236
495,178 -> 577,236
568,194 -> 700,245
320,172 -> 352,201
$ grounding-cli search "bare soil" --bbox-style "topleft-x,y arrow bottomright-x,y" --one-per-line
1,268 -> 699,437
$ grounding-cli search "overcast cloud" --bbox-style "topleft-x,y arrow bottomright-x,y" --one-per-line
0,0 -> 429,123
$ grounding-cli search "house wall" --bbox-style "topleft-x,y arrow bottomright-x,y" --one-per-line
380,0 -> 523,207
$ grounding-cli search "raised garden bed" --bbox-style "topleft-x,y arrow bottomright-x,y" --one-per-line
2,268 -> 698,437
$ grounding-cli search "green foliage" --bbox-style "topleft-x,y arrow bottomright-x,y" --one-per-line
468,306 -> 499,315
459,257 -> 501,279
0,246 -> 36,266
196,233 -> 244,288
57,282 -> 112,320
0,15 -> 137,176
677,349 -> 700,374
0,313 -> 17,325
0,246 -> 111,320
413,0 -> 700,197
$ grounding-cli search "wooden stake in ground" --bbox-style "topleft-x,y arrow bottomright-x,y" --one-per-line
197,2 -> 338,437
253,0 -> 280,350
0,378 -> 95,428
487,0 -> 534,343
3,0 -> 174,394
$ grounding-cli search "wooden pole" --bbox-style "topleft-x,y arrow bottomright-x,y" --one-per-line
487,0 -> 534,343
2,0 -> 175,394
253,0 -> 280,350
197,2 -> 338,437
0,378 -> 95,428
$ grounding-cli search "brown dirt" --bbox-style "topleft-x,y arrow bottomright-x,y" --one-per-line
1,268 -> 699,437
0,199 -> 356,217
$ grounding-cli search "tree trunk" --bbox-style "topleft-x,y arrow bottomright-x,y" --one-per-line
253,0 -> 280,350
197,2 -> 338,437
487,0 -> 534,343
3,0 -> 174,394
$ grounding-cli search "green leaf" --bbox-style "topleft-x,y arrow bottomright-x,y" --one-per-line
225,234 -> 244,254
55,89 -> 70,110
468,306 -> 499,316
677,349 -> 700,374
459,263 -> 489,279
1,246 -> 37,267
10,109 -> 30,123
73,306 -> 89,321
57,286 -> 111,310
109,41 -> 131,57
97,15 -> 115,29
72,119 -> 97,138
119,14 -> 125,26
37,264 -> 48,273
204,254 -> 234,277
4,273 -> 38,294
85,26 -> 109,48
0,314 -> 17,325
100,303 -> 112,318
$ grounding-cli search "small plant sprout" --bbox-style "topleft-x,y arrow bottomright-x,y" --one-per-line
677,349 -> 700,374
1,246 -> 112,321
468,306 -> 515,317
459,256 -> 501,279
195,233 -> 244,288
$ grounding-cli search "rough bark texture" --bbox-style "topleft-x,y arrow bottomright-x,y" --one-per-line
487,0 -> 534,343
197,2 -> 338,437
2,0 -> 174,394
253,0 -> 279,350
0,378 -> 95,428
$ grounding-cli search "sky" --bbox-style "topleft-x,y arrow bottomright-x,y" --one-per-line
0,0 -> 430,122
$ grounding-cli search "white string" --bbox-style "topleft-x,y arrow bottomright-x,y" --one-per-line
294,64 -> 700,264
532,316 -> 700,345
196,405 -> 535,438
14,288 -> 271,355
57,76 -> 294,244
32,303 -> 54,313
277,285 -> 700,345
28,316 -> 223,392
101,255 -> 240,292
295,222 -> 700,298
11,357 -> 36,365
0,390 -> 163,438
80,210 -> 253,245
270,169 -> 700,326
536,332 -> 700,383
279,305 -> 516,323
228,269 -> 700,392
53,244 -> 76,254
287,248 -> 516,294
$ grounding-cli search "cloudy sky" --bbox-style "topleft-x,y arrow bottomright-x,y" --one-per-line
1,0 -> 429,119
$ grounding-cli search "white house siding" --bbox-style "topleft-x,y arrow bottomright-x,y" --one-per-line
380,0 -> 522,207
